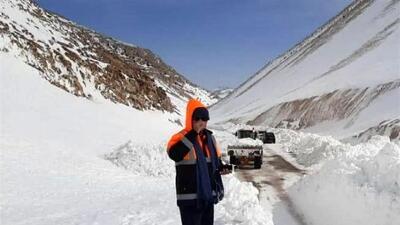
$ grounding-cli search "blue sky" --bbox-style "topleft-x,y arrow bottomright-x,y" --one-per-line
37,0 -> 352,90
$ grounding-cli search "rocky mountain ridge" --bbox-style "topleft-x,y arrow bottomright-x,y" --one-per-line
0,0 -> 216,114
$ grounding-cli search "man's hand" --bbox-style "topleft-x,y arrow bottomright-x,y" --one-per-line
220,168 -> 231,175
219,163 -> 234,175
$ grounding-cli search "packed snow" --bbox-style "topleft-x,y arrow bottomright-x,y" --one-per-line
212,123 -> 400,225
286,136 -> 400,225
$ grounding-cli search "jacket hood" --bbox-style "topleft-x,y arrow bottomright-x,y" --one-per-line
185,99 -> 207,131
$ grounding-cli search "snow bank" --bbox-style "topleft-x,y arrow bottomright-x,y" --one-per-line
272,129 -> 393,168
103,139 -> 274,225
216,174 -> 273,225
104,140 -> 175,177
288,136 -> 400,225
272,128 -> 347,167
214,124 -> 400,225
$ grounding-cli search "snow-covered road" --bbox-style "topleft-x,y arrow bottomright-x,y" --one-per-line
211,123 -> 400,225
233,144 -> 307,225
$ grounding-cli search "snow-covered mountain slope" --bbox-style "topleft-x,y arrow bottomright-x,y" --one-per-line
210,0 -> 400,140
1,52 -> 178,153
0,2 -> 268,224
0,52 -> 273,225
211,87 -> 234,101
0,0 -> 217,119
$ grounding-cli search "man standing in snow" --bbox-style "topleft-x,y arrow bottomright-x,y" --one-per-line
167,99 -> 229,225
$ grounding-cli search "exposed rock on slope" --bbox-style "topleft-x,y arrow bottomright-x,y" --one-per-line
0,0 -> 216,114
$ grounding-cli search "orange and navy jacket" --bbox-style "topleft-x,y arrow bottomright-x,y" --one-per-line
166,99 -> 222,207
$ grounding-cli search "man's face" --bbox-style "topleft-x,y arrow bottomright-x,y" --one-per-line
192,119 -> 208,133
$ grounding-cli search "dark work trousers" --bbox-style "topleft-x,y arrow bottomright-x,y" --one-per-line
179,203 -> 214,225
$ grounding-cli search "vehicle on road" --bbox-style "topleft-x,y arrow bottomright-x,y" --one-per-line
227,129 -> 275,169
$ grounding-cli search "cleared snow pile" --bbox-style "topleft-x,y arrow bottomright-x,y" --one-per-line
215,174 -> 273,225
104,140 -> 175,177
273,128 -> 351,167
272,128 -> 388,167
104,138 -> 273,225
287,136 -> 400,225
102,141 -> 273,225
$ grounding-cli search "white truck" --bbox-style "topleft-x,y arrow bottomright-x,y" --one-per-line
227,129 -> 275,169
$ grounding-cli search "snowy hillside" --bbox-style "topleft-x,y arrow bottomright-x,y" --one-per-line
0,0 -> 217,120
0,40 -> 270,225
211,87 -> 234,101
210,0 -> 400,141
0,1 -> 264,224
